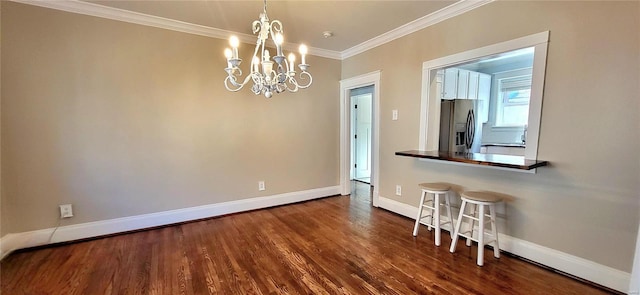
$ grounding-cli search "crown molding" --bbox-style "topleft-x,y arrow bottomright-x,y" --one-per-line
11,0 -> 489,61
10,0 -> 342,60
341,0 -> 494,60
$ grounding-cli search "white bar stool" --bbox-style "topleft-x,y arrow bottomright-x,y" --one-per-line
412,182 -> 454,246
449,191 -> 503,266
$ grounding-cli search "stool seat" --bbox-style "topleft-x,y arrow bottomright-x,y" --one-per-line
419,182 -> 451,192
462,191 -> 503,203
450,190 -> 503,266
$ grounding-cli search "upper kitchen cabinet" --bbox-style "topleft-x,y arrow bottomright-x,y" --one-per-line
441,68 -> 491,100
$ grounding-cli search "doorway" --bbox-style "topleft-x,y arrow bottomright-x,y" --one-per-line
350,86 -> 373,184
339,71 -> 380,207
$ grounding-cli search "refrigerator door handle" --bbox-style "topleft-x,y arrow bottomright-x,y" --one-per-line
465,109 -> 475,150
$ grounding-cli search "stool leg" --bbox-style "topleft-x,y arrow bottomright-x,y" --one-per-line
477,204 -> 486,266
444,193 -> 454,238
490,203 -> 500,259
466,204 -> 476,247
413,190 -> 427,236
427,193 -> 434,232
450,200 -> 467,253
434,193 -> 441,246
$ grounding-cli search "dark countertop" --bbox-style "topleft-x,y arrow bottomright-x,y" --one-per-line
482,143 -> 525,148
395,150 -> 548,170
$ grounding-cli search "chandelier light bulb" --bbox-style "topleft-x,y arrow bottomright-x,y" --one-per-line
288,53 -> 296,72
299,44 -> 308,65
224,48 -> 233,68
229,36 -> 240,48
274,33 -> 284,56
229,36 -> 240,59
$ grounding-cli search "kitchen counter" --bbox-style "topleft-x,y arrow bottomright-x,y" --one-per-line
481,143 -> 525,148
395,150 -> 548,170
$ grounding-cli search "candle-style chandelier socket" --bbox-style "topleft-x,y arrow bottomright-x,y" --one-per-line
223,0 -> 312,98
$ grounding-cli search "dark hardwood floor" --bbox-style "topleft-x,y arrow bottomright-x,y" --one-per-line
1,182 -> 614,294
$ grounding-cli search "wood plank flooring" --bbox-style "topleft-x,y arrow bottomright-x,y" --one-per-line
1,183 -> 615,294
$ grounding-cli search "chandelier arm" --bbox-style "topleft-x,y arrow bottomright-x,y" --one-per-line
284,76 -> 300,92
250,73 -> 264,95
296,71 -> 313,89
250,39 -> 261,73
276,66 -> 287,83
252,20 -> 260,34
225,67 -> 247,88
270,20 -> 283,36
225,67 -> 243,81
274,82 -> 286,93
274,72 -> 289,88
224,74 -> 253,92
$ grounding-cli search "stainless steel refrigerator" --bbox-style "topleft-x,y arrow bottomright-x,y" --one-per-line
439,99 -> 482,153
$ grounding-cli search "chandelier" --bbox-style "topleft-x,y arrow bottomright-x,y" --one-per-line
223,0 -> 312,98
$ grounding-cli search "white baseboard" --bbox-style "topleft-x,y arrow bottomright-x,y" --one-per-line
0,186 -> 340,260
377,196 -> 631,293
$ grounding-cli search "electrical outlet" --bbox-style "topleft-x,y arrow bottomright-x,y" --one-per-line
258,181 -> 266,191
59,204 -> 73,218
392,109 -> 398,121
395,185 -> 402,196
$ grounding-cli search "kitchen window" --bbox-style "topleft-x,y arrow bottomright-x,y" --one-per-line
496,74 -> 532,127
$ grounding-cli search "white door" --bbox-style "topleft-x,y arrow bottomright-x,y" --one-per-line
353,93 -> 372,181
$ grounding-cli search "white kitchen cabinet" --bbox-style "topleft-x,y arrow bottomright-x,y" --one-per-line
441,68 -> 491,101
456,69 -> 469,99
442,68 -> 459,100
467,71 -> 479,99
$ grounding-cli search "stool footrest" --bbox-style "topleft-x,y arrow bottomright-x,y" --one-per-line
418,217 -> 453,225
461,214 -> 493,221
457,233 -> 497,246
423,221 -> 453,228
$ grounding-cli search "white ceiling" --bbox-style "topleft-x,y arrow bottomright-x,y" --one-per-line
85,0 -> 458,52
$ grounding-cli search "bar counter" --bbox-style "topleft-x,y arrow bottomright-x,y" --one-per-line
395,150 -> 548,170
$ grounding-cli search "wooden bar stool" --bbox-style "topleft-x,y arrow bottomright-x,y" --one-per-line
449,191 -> 502,266
412,182 -> 454,246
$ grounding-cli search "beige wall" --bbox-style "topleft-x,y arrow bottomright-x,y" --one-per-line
342,1 -> 639,272
1,2 -> 340,235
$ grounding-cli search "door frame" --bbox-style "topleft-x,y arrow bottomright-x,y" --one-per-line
339,71 -> 380,206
